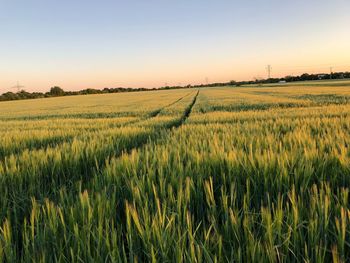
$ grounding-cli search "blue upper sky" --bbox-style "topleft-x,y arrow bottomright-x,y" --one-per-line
1,0 -> 349,91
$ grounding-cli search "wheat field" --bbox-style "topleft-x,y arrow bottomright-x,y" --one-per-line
1,84 -> 350,262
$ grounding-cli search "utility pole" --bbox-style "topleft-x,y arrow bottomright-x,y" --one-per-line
11,81 -> 24,92
266,65 -> 272,79
330,67 -> 333,80
205,77 -> 208,86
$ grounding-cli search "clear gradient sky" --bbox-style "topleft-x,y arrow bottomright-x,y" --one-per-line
1,0 -> 350,92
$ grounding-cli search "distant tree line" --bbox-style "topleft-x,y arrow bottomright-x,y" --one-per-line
1,71 -> 350,102
0,85 -> 191,102
251,71 -> 350,84
193,71 -> 350,87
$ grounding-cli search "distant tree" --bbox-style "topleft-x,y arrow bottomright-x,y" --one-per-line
80,88 -> 102,95
0,92 -> 17,101
229,80 -> 237,86
50,86 -> 65,96
17,90 -> 31,99
300,73 -> 310,81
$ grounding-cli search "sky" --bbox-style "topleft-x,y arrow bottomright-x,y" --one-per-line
0,0 -> 350,92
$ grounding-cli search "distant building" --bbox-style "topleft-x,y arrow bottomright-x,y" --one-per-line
318,74 -> 326,80
279,80 -> 286,83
